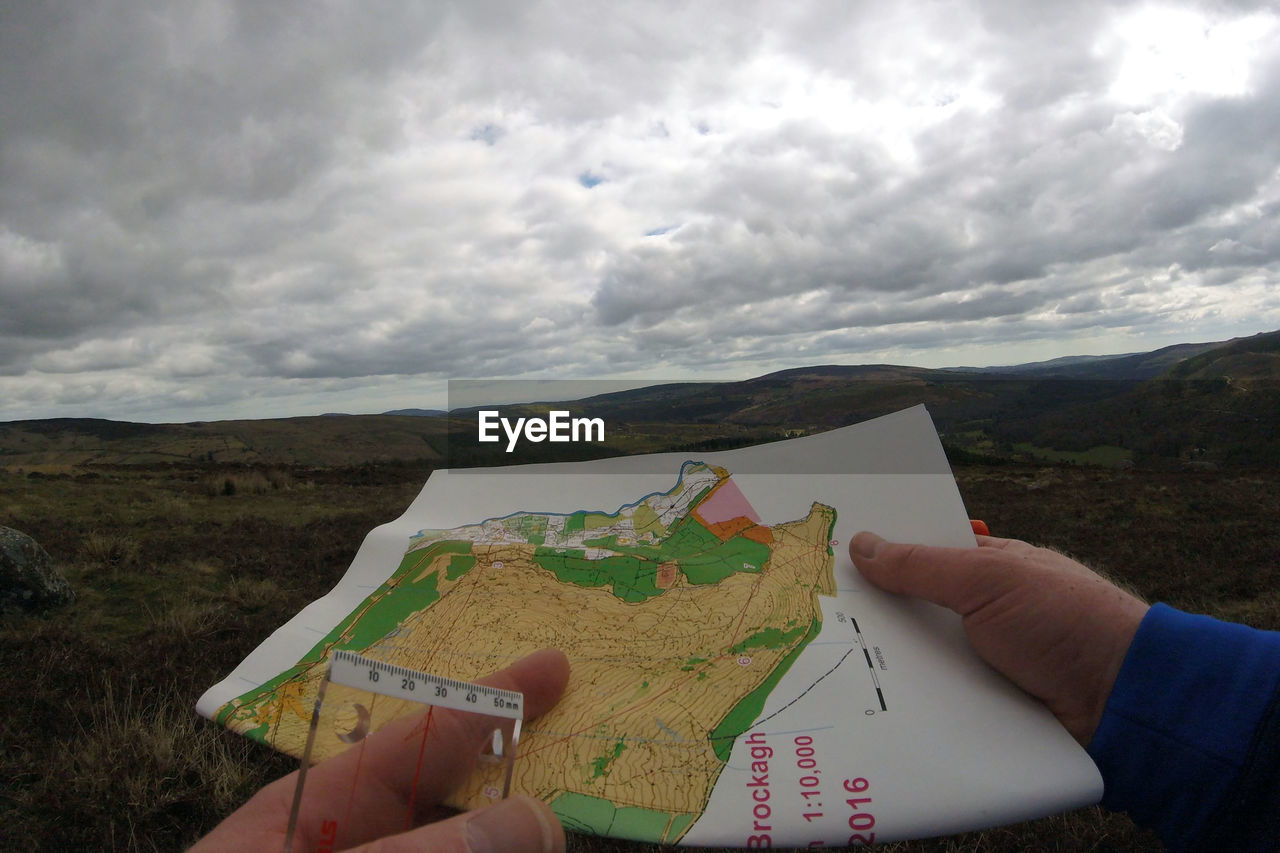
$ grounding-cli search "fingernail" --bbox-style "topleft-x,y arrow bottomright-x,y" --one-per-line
467,796 -> 557,853
849,531 -> 885,560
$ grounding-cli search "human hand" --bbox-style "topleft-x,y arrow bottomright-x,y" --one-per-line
848,533 -> 1148,746
190,648 -> 571,853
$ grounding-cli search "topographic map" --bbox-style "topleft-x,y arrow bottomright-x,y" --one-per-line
213,461 -> 836,843
201,407 -> 1105,846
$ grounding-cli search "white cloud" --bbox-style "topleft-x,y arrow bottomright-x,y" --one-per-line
1109,109 -> 1184,151
1104,5 -> 1279,103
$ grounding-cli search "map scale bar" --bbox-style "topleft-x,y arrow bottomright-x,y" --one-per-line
851,618 -> 888,711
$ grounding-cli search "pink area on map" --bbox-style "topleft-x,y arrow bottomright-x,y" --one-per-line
696,477 -> 761,525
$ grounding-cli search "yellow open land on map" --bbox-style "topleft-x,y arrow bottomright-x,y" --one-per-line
217,463 -> 836,843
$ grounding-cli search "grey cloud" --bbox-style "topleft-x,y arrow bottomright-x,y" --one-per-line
592,15 -> 1280,346
0,0 -> 445,374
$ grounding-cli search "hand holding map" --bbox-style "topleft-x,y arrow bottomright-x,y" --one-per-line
191,649 -> 570,853
848,532 -> 1150,746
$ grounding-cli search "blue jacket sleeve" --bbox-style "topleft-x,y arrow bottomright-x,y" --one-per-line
1087,603 -> 1280,851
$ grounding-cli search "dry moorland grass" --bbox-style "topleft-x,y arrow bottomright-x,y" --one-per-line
2,460 -> 1276,851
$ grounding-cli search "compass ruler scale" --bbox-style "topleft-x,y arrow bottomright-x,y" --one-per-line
282,650 -> 524,853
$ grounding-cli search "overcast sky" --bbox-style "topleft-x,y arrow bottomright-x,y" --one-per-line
3,0 -> 1278,422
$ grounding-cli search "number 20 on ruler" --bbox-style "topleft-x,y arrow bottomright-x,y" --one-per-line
283,650 -> 524,853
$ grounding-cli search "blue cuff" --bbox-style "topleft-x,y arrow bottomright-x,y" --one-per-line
1087,603 -> 1280,851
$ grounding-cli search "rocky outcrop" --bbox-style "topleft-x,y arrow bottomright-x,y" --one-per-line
0,526 -> 75,613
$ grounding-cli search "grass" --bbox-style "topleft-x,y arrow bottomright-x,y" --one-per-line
38,676 -> 260,851
0,461 -> 430,850
1,458 -> 1276,851
81,531 -> 143,569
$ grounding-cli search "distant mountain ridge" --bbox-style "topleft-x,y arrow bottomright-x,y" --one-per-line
953,338 -> 1241,380
381,408 -> 449,417
2,330 -> 1276,468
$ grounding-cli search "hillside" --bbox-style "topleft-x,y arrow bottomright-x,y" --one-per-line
0,415 -> 447,468
2,331 -> 1277,470
445,332 -> 1279,468
1168,329 -> 1280,381
959,339 -> 1231,379
972,331 -> 1280,467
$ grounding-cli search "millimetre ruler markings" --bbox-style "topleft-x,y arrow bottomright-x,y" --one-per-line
850,618 -> 887,711
328,649 -> 525,719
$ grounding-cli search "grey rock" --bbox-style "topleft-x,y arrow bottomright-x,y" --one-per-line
0,526 -> 75,613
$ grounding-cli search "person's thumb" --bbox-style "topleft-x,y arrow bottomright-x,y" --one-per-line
345,795 -> 565,853
848,531 -> 1009,616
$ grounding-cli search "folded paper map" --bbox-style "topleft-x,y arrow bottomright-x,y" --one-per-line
198,405 -> 1102,846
